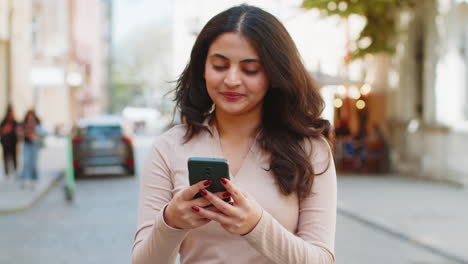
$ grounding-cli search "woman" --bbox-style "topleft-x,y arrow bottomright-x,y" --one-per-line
133,5 -> 336,264
0,105 -> 19,180
19,110 -> 45,189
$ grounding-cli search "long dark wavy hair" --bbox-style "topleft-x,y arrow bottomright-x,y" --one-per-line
174,4 -> 331,200
23,110 -> 41,125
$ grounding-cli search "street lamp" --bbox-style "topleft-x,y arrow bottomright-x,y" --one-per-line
66,63 -> 83,125
66,70 -> 83,87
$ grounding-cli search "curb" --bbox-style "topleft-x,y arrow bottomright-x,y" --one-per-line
339,172 -> 466,189
0,171 -> 64,215
394,164 -> 466,189
400,173 -> 465,189
337,206 -> 468,264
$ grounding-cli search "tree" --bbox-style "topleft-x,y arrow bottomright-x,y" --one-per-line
112,24 -> 172,112
302,0 -> 415,60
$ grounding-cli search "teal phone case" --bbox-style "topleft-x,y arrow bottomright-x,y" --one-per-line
188,157 -> 230,200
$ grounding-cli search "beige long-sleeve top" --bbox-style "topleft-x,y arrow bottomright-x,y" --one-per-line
132,122 -> 337,264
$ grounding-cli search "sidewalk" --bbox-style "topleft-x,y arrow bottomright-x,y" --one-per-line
0,136 -> 66,214
338,174 -> 468,264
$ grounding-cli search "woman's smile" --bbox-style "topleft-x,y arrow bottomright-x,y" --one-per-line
220,91 -> 244,101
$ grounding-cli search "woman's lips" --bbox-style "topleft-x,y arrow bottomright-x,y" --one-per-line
221,92 -> 243,101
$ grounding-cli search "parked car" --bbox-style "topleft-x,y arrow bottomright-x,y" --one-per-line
71,115 -> 135,178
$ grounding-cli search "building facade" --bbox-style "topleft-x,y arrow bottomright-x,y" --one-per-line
0,0 -> 33,119
0,0 -> 9,116
69,0 -> 109,120
391,0 -> 468,183
0,0 -> 109,131
31,0 -> 70,130
32,0 -> 109,131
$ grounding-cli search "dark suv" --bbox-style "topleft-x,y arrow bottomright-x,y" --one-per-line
71,116 -> 135,178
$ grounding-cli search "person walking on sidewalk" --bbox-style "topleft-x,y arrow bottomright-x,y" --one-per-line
19,110 -> 46,190
0,105 -> 19,182
133,5 -> 337,264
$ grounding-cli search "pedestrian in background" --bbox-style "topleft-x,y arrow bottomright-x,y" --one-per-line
133,4 -> 336,264
0,105 -> 19,182
19,110 -> 46,190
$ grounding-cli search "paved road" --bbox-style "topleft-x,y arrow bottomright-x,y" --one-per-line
335,211 -> 455,264
0,135 -> 458,264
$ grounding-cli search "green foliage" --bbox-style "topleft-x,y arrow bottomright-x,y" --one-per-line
111,71 -> 146,113
302,0 -> 415,60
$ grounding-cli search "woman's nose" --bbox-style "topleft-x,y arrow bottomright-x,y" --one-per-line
224,67 -> 242,87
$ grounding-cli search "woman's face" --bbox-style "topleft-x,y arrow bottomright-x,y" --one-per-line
204,32 -> 269,118
26,112 -> 35,123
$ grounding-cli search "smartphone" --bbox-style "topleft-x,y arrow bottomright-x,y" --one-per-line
188,157 -> 230,201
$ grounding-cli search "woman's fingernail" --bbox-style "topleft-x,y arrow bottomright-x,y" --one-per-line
191,206 -> 200,212
228,202 -> 234,206
199,189 -> 208,196
220,178 -> 228,184
222,192 -> 231,198
204,180 -> 212,186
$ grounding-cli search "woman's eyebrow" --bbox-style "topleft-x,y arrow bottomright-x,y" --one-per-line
240,58 -> 260,63
210,53 -> 260,63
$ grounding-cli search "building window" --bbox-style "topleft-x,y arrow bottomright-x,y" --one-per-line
463,25 -> 468,120
32,15 -> 39,53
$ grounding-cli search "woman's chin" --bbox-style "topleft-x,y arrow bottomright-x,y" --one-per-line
215,106 -> 247,116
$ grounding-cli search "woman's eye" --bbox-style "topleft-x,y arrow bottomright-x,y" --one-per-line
244,69 -> 258,74
213,65 -> 226,70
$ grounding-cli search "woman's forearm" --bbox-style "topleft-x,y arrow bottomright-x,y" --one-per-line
243,210 -> 335,264
132,207 -> 188,264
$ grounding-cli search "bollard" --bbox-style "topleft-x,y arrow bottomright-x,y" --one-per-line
64,136 -> 75,201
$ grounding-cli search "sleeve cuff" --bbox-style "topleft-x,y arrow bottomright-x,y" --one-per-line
158,203 -> 187,232
242,208 -> 269,243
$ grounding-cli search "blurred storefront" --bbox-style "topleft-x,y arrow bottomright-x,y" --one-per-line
314,71 -> 390,174
391,0 -> 468,183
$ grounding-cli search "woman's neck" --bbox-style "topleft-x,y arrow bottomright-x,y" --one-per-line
214,110 -> 261,141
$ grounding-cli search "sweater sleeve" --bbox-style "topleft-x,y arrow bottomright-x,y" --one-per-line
132,134 -> 189,264
243,137 -> 337,264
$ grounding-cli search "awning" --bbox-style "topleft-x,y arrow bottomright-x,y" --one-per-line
310,71 -> 364,86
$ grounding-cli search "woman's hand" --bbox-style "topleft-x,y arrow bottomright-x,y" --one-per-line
164,180 -> 226,229
192,178 -> 262,236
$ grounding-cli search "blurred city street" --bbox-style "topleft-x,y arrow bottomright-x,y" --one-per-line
1,0 -> 468,263
1,135 -> 467,264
